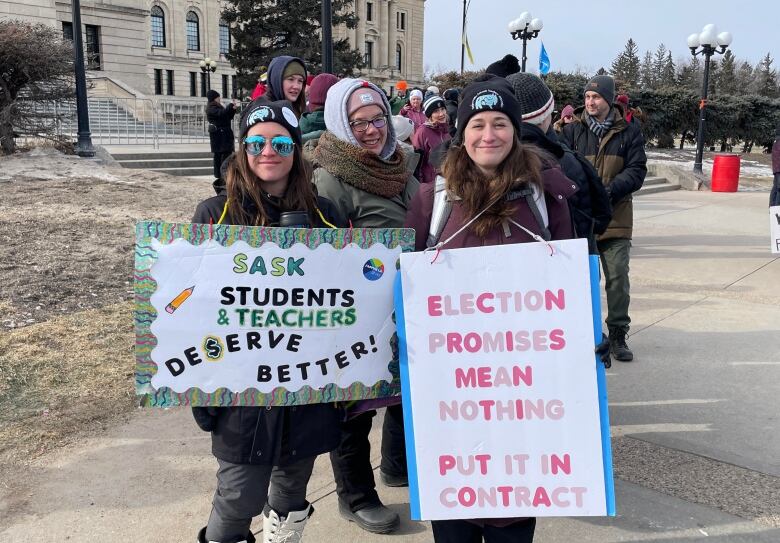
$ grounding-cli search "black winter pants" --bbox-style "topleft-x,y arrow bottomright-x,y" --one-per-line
329,405 -> 407,512
213,151 -> 229,179
431,518 -> 536,543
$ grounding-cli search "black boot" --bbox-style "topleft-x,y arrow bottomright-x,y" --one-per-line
609,328 -> 634,362
196,526 -> 256,543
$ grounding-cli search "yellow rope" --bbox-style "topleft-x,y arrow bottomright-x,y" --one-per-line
316,207 -> 337,229
217,201 -> 229,225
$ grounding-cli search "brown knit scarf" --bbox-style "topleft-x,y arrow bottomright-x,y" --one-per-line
313,131 -> 409,198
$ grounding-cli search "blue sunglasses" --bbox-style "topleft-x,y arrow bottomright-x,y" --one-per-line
244,135 -> 295,157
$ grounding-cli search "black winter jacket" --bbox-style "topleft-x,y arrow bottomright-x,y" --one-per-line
520,123 -> 612,251
190,181 -> 345,465
206,101 -> 237,154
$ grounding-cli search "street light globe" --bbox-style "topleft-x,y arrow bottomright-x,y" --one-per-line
508,19 -> 521,32
518,11 -> 532,26
204,57 -> 212,64
717,31 -> 733,47
686,33 -> 700,48
209,60 -> 217,68
199,60 -> 207,68
699,27 -> 717,46
702,23 -> 718,34
529,18 -> 543,31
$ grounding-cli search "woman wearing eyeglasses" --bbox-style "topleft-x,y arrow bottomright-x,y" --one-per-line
192,99 -> 345,543
312,78 -> 419,534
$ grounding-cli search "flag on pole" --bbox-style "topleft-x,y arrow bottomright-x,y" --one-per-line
462,27 -> 475,65
539,42 -> 551,75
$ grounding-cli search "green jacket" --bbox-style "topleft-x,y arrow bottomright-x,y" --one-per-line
300,109 -> 326,143
313,167 -> 419,228
389,95 -> 407,116
561,105 -> 647,240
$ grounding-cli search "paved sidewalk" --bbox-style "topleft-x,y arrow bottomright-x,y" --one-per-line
2,189 -> 779,542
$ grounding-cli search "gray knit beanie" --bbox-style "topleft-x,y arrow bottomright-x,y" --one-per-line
584,75 -> 615,106
506,72 -> 555,126
324,78 -> 397,160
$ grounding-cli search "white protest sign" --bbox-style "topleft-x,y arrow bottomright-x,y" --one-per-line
135,222 -> 413,406
397,239 -> 614,520
770,206 -> 780,254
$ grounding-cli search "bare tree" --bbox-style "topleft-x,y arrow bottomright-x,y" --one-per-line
0,20 -> 74,154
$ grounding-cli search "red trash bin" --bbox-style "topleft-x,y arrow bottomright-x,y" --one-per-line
711,154 -> 740,192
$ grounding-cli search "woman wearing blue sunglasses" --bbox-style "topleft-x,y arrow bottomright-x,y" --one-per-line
192,99 -> 345,543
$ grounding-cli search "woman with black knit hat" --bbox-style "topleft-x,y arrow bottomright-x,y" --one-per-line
412,95 -> 452,184
265,56 -> 308,118
313,77 -> 419,535
192,99 -> 345,543
404,75 -> 578,543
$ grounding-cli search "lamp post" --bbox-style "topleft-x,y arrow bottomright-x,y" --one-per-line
687,24 -> 732,174
199,58 -> 217,91
321,0 -> 333,73
71,0 -> 94,157
508,12 -> 543,72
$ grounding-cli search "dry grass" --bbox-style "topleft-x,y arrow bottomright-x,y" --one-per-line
0,302 -> 137,472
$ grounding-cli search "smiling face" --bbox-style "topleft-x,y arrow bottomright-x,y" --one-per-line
585,91 -> 610,122
430,106 -> 447,124
283,74 -> 305,102
349,104 -> 388,155
245,121 -> 294,196
463,111 -> 515,176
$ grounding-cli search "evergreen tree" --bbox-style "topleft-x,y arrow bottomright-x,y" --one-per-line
222,0 -> 362,92
756,52 -> 779,98
596,67 -> 608,76
736,61 -> 755,93
659,51 -> 676,88
640,50 -> 655,89
717,50 -> 738,95
652,44 -> 668,84
610,38 -> 640,88
677,56 -> 702,93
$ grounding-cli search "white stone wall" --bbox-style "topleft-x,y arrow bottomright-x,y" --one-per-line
0,0 -> 57,25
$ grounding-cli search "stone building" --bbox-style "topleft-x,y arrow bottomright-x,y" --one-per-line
0,0 -> 424,100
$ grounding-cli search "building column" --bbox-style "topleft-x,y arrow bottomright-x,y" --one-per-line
356,0 -> 365,57
380,0 -> 390,67
387,1 -> 397,76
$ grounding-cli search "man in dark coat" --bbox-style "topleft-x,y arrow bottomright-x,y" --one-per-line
506,72 -> 612,254
206,90 -> 237,181
562,75 -> 647,362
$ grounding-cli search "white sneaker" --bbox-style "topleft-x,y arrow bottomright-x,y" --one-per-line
262,504 -> 313,543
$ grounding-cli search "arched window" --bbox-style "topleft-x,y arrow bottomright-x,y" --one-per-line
151,6 -> 165,48
396,43 -> 402,72
219,19 -> 231,55
186,11 -> 200,51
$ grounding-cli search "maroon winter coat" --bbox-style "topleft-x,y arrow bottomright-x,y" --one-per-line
400,103 -> 427,132
405,166 -> 577,251
772,138 -> 780,175
412,122 -> 451,184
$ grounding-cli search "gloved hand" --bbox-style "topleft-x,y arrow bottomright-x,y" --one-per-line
595,333 -> 611,369
192,406 -> 220,432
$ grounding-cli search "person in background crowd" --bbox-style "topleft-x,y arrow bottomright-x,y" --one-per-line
404,74 -> 577,543
412,95 -> 452,184
401,89 -> 426,132
562,75 -> 647,362
390,80 -> 408,115
250,68 -> 268,100
304,74 -> 315,104
616,94 -> 633,123
485,53 -> 521,78
506,72 -> 612,252
300,73 -> 339,143
771,125 -> 780,206
192,99 -> 345,543
553,104 -> 575,133
424,85 -> 440,100
312,78 -> 419,535
393,114 -> 422,174
265,56 -> 308,118
206,89 -> 237,185
443,88 -> 460,136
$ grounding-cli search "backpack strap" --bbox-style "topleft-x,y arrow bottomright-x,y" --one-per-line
507,185 -> 551,241
426,175 -> 454,248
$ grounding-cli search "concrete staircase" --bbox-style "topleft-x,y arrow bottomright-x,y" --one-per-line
111,151 -> 213,177
637,175 -> 680,195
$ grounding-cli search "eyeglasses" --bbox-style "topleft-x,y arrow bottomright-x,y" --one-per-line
243,135 -> 295,157
349,116 -> 387,133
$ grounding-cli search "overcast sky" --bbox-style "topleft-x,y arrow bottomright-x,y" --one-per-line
422,0 -> 778,76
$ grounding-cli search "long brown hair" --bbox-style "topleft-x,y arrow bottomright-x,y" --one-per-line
442,135 -> 550,238
223,139 -> 318,226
